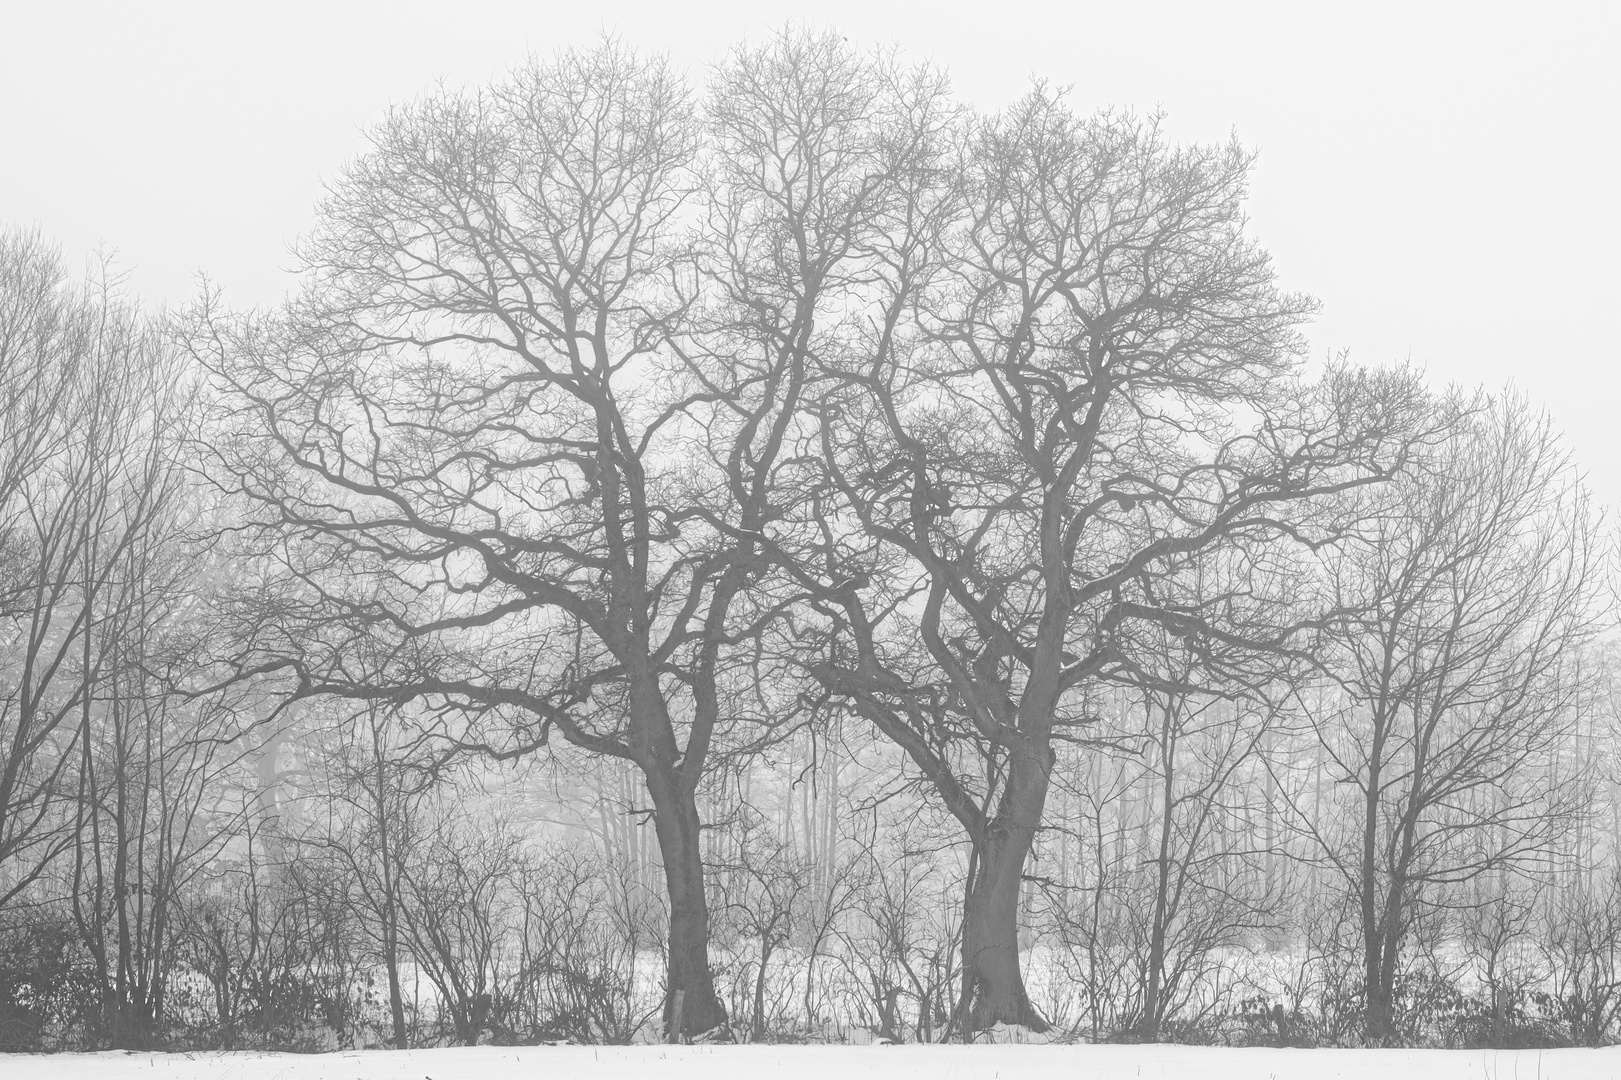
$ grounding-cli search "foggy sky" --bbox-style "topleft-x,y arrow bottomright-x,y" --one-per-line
4,1 -> 1616,504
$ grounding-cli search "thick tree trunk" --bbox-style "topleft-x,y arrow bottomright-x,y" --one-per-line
1364,949 -> 1395,1045
646,769 -> 726,1040
1361,882 -> 1402,1044
961,856 -> 1047,1032
108,991 -> 157,1050
958,750 -> 1052,1035
452,991 -> 490,1045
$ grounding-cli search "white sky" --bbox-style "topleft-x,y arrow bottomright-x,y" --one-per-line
3,1 -> 1616,503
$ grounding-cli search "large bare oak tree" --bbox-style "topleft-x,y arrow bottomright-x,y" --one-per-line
788,96 -> 1429,1030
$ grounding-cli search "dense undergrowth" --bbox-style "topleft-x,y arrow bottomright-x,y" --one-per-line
4,883 -> 1617,1052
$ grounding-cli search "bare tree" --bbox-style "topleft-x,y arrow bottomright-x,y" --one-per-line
395,797 -> 522,1046
835,820 -> 962,1043
0,231 -> 186,908
178,820 -> 340,1049
1126,652 -> 1286,1039
184,29 -> 972,1037
1293,392 -> 1604,1044
47,281 -> 246,1051
792,90 -> 1426,1031
0,229 -> 246,1049
1541,868 -> 1621,1046
503,843 -> 658,1044
712,811 -> 811,1041
185,42 -> 741,1036
285,700 -> 426,1048
1457,871 -> 1543,1045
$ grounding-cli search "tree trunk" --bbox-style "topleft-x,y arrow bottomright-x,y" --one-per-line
960,838 -> 1048,1033
1142,890 -> 1169,1041
375,772 -> 407,1048
1364,949 -> 1396,1045
753,942 -> 772,1042
110,991 -> 157,1050
958,748 -> 1053,1036
646,767 -> 726,1040
1140,739 -> 1177,1043
382,918 -> 407,1048
1360,740 -> 1393,1045
1361,885 -> 1401,1045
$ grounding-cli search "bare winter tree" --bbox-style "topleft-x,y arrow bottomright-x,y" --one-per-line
1292,392 -> 1604,1044
56,309 -> 241,1050
286,701 -> 425,1048
0,228 -> 84,904
1123,628 -> 1289,1040
394,798 -> 524,1046
69,656 -> 246,1050
711,809 -> 813,1041
0,230 -> 189,908
180,35 -> 917,1037
0,238 -> 243,1048
789,90 -> 1428,1032
14,25 -> 1621,1056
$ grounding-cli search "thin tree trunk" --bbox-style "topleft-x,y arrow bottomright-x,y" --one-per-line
1361,715 -> 1392,1045
370,722 -> 408,1049
1142,801 -> 1175,1040
753,941 -> 772,1042
382,918 -> 407,1048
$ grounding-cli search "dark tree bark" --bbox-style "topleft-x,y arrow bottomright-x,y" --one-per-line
644,747 -> 726,1034
959,751 -> 1052,1030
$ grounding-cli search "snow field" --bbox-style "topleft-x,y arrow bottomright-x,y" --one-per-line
3,1044 -> 1617,1080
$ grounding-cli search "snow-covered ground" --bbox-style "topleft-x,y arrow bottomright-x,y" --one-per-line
2,1044 -> 1615,1080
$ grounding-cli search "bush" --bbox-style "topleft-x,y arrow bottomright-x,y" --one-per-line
0,908 -> 99,1051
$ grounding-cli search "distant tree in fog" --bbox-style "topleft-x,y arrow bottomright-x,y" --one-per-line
1294,392 -> 1604,1044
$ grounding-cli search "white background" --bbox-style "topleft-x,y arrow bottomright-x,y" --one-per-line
3,1 -> 1615,502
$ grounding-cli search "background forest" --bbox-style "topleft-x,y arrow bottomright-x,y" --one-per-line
2,32 -> 1618,1053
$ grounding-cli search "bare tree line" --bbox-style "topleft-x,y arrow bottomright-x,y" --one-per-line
1,31 -> 1616,1052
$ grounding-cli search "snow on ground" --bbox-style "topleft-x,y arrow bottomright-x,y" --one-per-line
2,1044 -> 1616,1080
